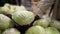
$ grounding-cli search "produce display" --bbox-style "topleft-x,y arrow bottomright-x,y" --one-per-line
0,3 -> 60,34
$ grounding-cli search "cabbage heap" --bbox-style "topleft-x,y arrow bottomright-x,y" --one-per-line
12,11 -> 35,26
0,14 -> 13,30
25,26 -> 46,34
0,3 -> 60,34
2,28 -> 20,34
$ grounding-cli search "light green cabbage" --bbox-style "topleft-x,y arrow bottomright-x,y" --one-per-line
0,14 -> 13,30
50,20 -> 60,30
12,11 -> 35,26
25,26 -> 46,34
45,27 -> 59,34
15,6 -> 27,11
0,3 -> 27,15
0,7 -> 9,14
33,19 -> 50,28
2,28 -> 20,34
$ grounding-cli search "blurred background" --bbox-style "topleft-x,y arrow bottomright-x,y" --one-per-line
0,0 -> 40,9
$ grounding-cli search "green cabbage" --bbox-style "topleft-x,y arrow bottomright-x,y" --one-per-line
0,7 -> 9,14
33,19 -> 50,28
45,27 -> 59,34
15,6 -> 27,11
0,3 -> 27,15
0,14 -> 13,30
2,28 -> 20,34
50,20 -> 60,30
3,4 -> 15,14
12,11 -> 35,26
25,26 -> 46,34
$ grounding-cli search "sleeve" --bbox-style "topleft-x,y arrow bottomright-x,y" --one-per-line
33,0 -> 54,17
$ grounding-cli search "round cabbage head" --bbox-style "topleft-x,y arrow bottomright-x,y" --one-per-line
15,6 -> 27,11
0,14 -> 13,30
0,6 -> 9,14
0,4 -> 15,14
50,20 -> 60,30
4,3 -> 10,7
25,26 -> 46,34
33,19 -> 50,28
3,4 -> 16,14
2,28 -> 20,34
0,3 -> 10,14
12,11 -> 35,26
45,27 -> 59,34
7,5 -> 16,14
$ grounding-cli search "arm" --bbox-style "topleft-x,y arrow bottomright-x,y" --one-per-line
33,0 -> 54,18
